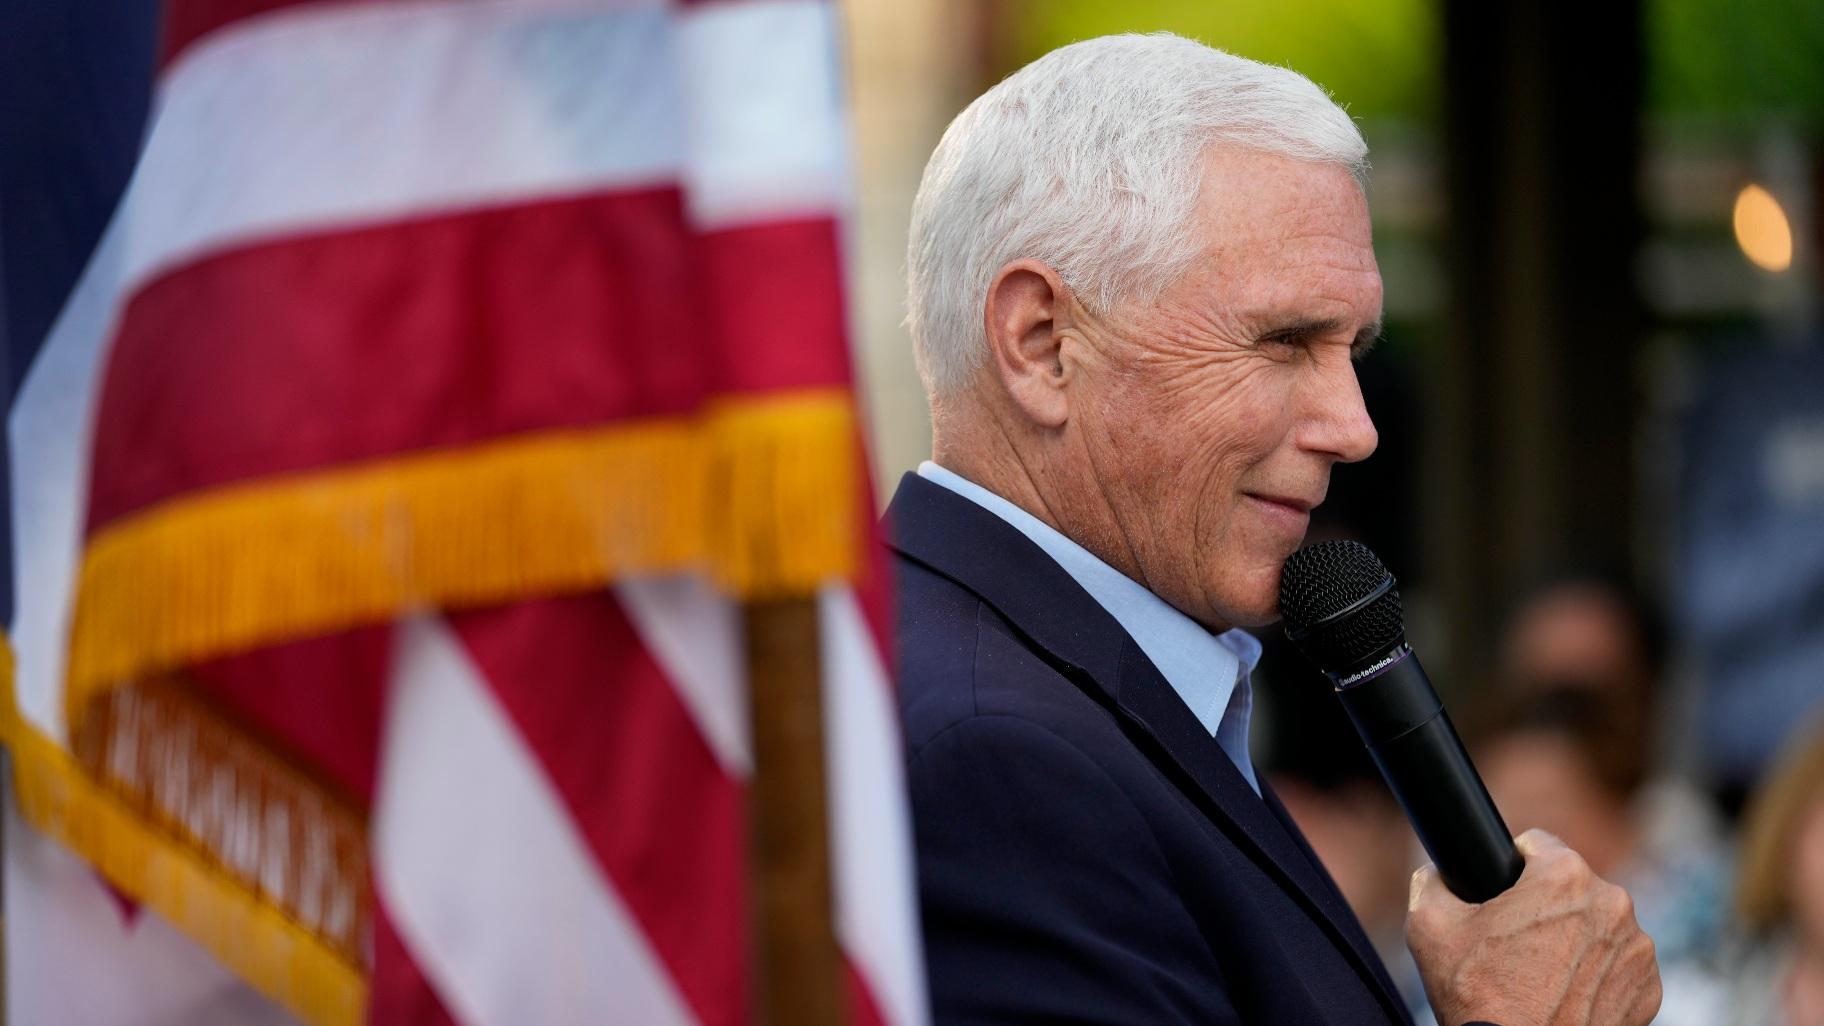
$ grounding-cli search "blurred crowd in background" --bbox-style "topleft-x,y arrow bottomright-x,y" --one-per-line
843,1 -> 1824,1024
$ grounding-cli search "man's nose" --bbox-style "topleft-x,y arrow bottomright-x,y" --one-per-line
1299,358 -> 1379,464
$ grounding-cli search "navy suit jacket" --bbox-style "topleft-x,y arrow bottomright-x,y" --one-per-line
890,472 -> 1417,1025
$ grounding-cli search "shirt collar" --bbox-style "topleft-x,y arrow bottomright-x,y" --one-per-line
917,462 -> 1261,782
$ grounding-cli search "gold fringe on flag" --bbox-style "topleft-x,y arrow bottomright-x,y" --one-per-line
64,388 -> 862,737
1,648 -> 368,1026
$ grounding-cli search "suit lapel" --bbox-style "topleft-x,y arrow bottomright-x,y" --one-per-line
887,473 -> 1407,1019
1109,640 -> 1408,1019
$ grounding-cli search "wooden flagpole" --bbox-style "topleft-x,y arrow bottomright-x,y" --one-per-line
745,597 -> 843,1026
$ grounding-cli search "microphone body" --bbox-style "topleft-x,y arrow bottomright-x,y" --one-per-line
1332,646 -> 1523,903
1280,540 -> 1523,903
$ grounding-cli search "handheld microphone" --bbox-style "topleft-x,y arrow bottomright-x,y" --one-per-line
1278,540 -> 1523,903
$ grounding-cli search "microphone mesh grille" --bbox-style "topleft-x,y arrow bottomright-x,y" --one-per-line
1279,540 -> 1407,671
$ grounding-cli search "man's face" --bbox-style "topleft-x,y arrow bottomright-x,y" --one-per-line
1065,148 -> 1381,630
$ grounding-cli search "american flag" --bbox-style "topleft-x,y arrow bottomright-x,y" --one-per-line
0,1 -> 927,1024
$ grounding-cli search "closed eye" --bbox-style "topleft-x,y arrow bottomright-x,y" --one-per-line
1254,316 -> 1383,359
1258,328 -> 1317,350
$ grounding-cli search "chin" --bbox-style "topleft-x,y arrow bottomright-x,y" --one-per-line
1223,603 -> 1279,631
1203,555 -> 1291,630
1206,578 -> 1282,630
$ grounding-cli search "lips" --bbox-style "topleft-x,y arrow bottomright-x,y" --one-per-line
1245,493 -> 1318,514
1244,493 -> 1320,540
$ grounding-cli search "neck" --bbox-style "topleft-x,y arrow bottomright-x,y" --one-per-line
929,386 -> 1168,622
930,392 -> 1070,539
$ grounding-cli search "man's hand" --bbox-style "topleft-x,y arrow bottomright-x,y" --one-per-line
1405,829 -> 1662,1026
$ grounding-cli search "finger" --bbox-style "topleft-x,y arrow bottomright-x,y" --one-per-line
1408,863 -> 1433,911
1403,862 -> 1456,955
1625,966 -> 1664,1026
1635,975 -> 1665,1025
1513,828 -> 1565,858
1407,862 -> 1467,915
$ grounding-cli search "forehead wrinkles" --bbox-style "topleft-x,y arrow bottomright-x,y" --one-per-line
1168,215 -> 1361,308
1239,248 -> 1382,318
1198,199 -> 1381,326
1202,194 -> 1377,278
1205,231 -> 1380,293
1195,153 -> 1373,269
1200,147 -> 1368,225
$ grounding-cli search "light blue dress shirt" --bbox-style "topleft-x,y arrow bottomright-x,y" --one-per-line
918,461 -> 1263,793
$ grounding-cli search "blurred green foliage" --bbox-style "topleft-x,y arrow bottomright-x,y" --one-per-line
1008,0 -> 1824,125
1001,0 -> 1437,121
1650,0 -> 1824,123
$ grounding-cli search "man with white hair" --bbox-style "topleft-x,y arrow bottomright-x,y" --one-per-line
888,33 -> 1663,1025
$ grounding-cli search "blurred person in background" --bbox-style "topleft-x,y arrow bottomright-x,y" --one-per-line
1498,574 -> 1724,855
1499,577 -> 1662,779
1728,720 -> 1824,1026
1494,575 -> 1733,939
1485,576 -> 1735,1023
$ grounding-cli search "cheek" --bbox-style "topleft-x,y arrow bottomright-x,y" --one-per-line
1182,406 -> 1304,622
1099,360 -> 1298,625
1179,365 -> 1293,452
1097,380 -> 1265,534
1171,378 -> 1291,509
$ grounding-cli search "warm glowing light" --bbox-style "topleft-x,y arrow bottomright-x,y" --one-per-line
1733,183 -> 1794,273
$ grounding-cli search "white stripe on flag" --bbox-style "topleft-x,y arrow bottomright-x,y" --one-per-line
820,588 -> 931,1026
372,613 -> 697,1026
677,0 -> 850,229
129,0 -> 681,293
3,775 -> 300,1026
8,234 -> 114,740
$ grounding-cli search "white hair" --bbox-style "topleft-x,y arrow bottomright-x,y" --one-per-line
906,33 -> 1369,396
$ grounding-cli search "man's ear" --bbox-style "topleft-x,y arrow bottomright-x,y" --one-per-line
982,259 -> 1074,429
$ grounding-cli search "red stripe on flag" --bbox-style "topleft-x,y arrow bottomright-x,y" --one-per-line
88,188 -> 853,531
696,217 -> 854,394
159,0 -> 407,70
186,626 -> 393,804
852,464 -> 897,661
846,960 -> 891,1026
367,893 -> 466,1026
446,594 -> 749,1026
